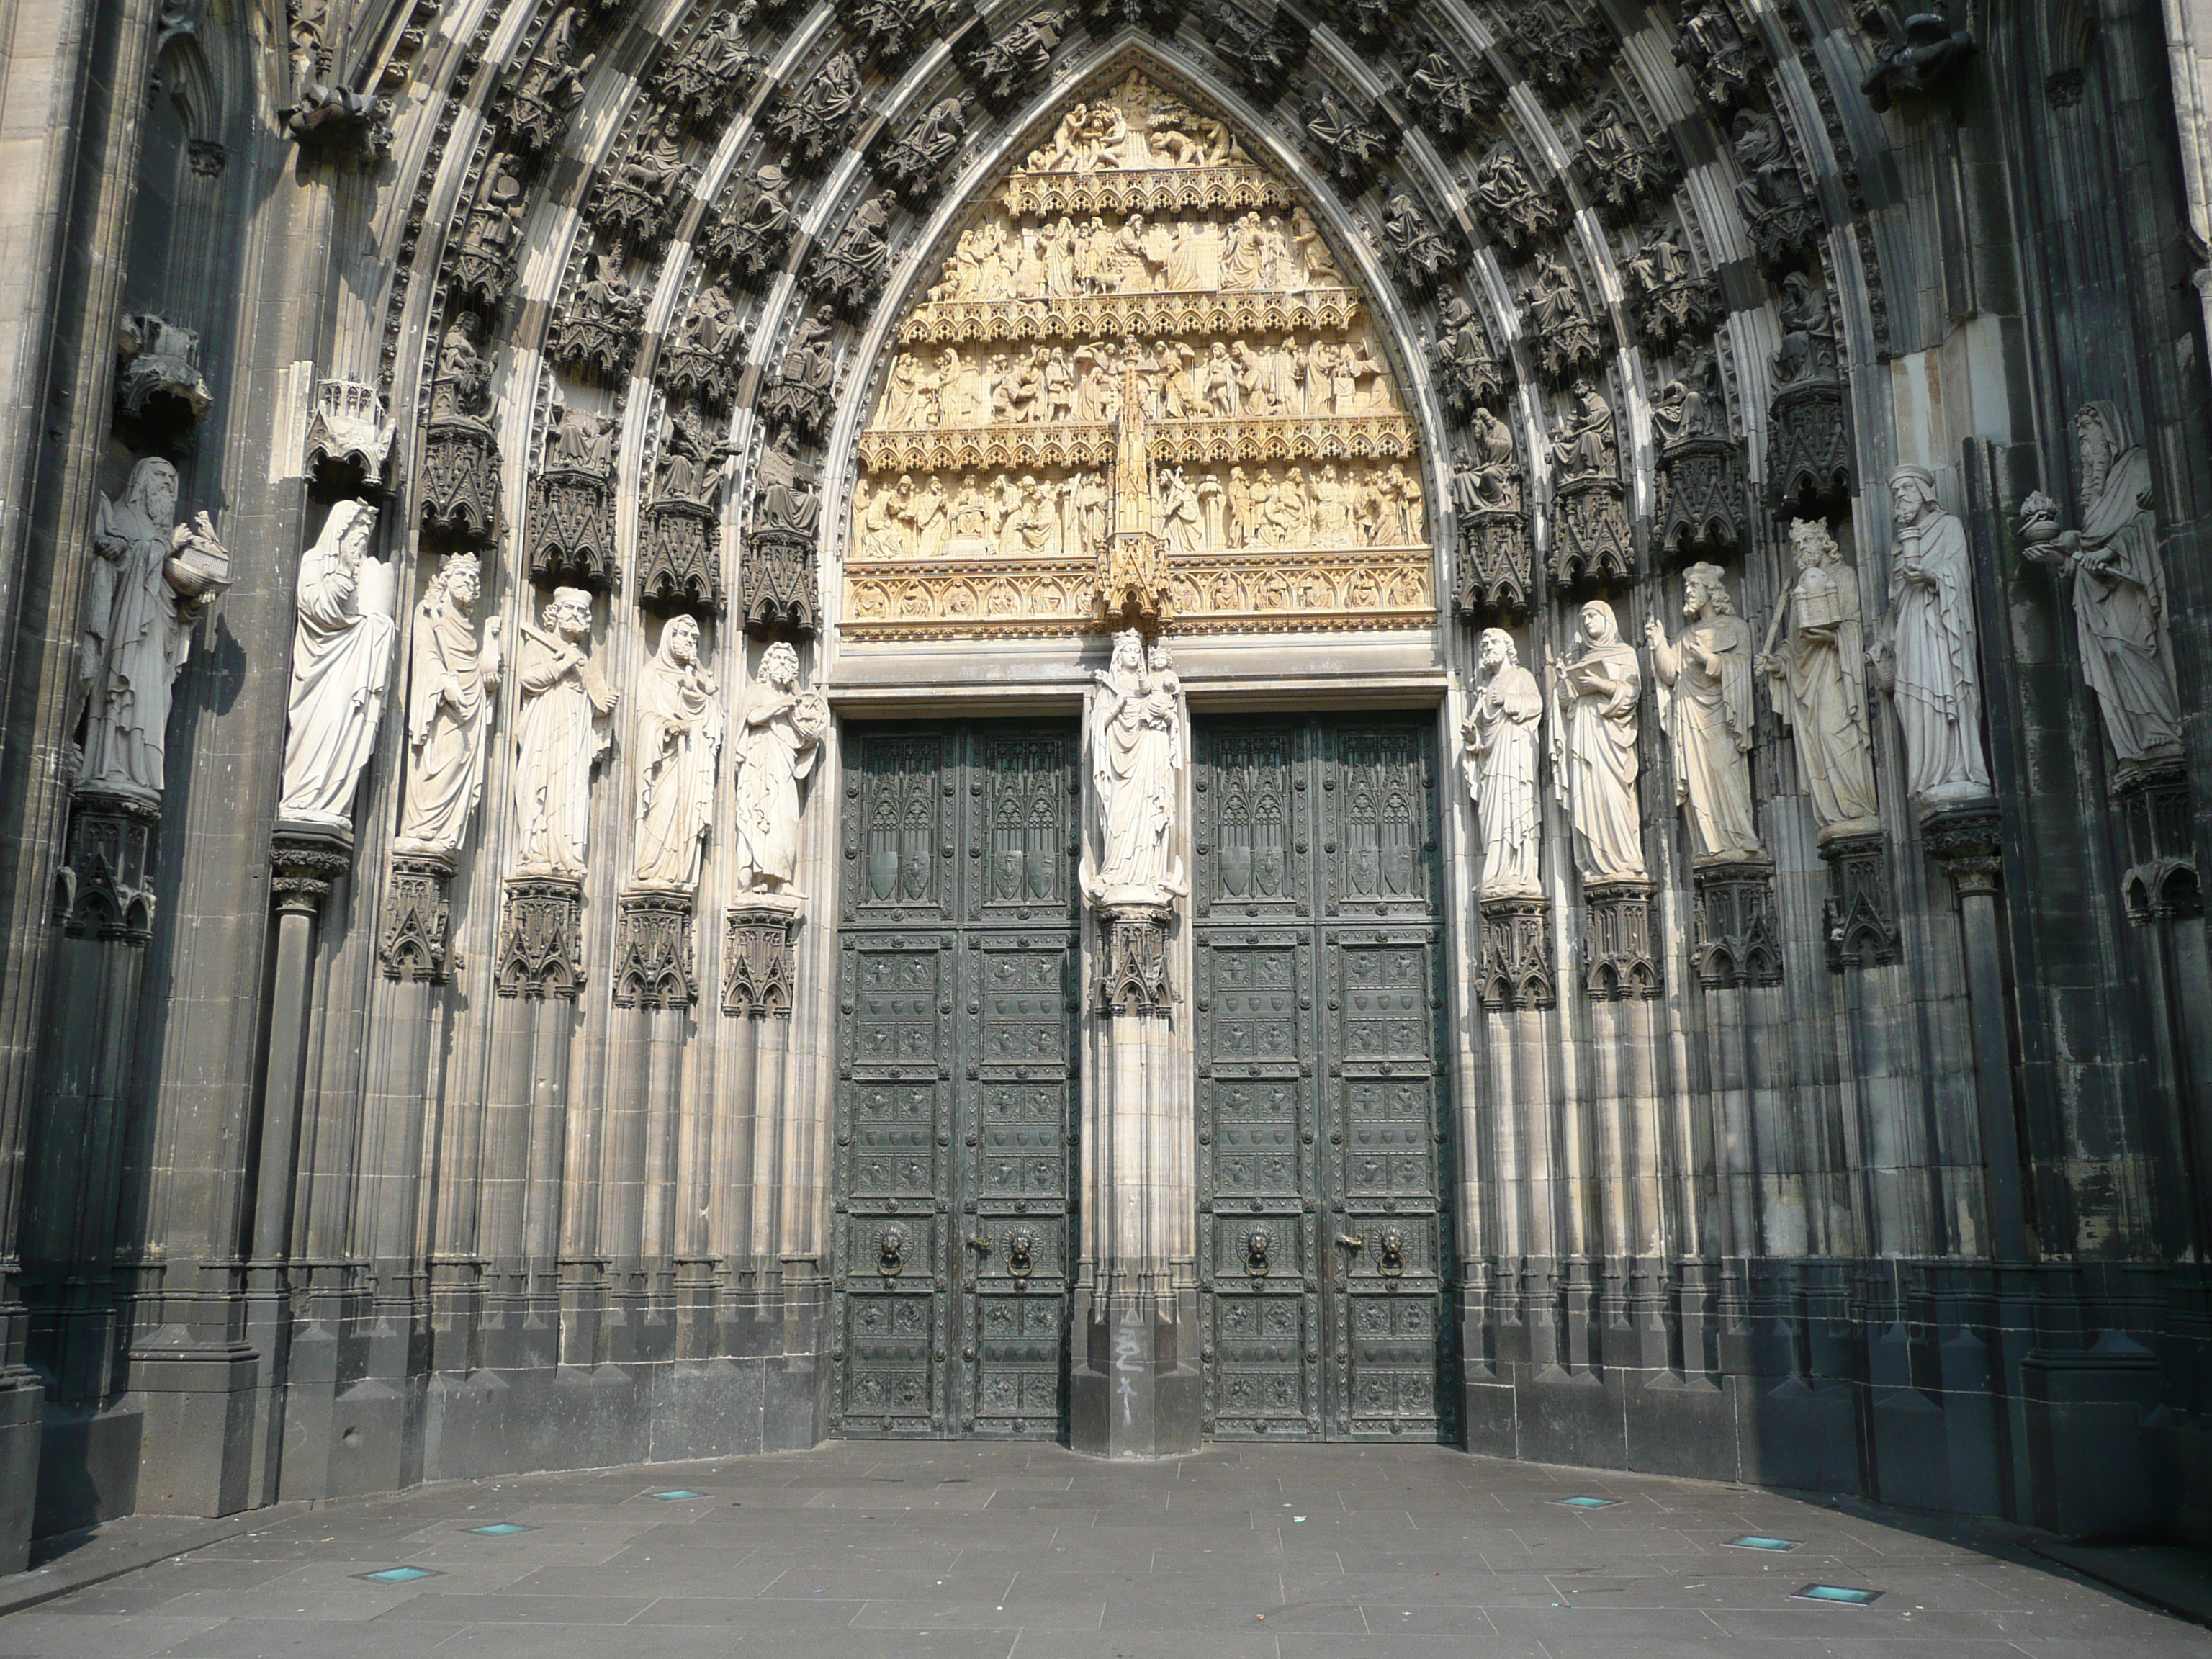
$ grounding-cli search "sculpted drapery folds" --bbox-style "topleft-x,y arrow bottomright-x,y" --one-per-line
1760,518 -> 1879,839
80,457 -> 232,801
511,587 -> 617,879
1550,600 -> 1646,883
1464,629 -> 1543,898
731,642 -> 829,899
2026,401 -> 2185,767
1874,466 -> 1991,806
1084,630 -> 1187,907
630,615 -> 724,894
395,553 -> 503,859
1647,562 -> 1761,862
279,500 -> 398,834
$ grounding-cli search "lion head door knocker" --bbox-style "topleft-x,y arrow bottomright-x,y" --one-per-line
1377,1228 -> 1406,1278
876,1223 -> 907,1277
1244,1226 -> 1272,1278
1006,1226 -> 1036,1280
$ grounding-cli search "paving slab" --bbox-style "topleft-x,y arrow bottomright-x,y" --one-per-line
0,1442 -> 2207,1659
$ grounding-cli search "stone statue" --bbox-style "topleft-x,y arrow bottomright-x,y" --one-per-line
1873,465 -> 1990,806
629,613 -> 723,893
278,500 -> 397,833
1463,628 -> 1543,898
1646,562 -> 1761,861
2021,401 -> 2183,765
396,553 -> 502,858
1084,629 -> 1186,907
511,586 -> 616,878
1759,518 -> 1879,840
1549,599 -> 1645,883
731,642 -> 829,899
79,457 -> 232,800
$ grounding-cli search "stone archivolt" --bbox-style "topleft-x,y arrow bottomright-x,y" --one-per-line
845,72 -> 1432,642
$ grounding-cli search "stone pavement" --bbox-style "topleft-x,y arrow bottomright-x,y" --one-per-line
1,1439 -> 2208,1659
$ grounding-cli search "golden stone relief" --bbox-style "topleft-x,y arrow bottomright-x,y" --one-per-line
842,71 -> 1433,643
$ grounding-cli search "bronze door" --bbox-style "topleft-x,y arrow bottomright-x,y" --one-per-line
1194,714 -> 1455,1441
827,721 -> 1079,1439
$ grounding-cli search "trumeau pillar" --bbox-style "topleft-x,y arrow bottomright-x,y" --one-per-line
1071,635 -> 1198,1456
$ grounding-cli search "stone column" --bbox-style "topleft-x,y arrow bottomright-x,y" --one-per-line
1071,899 -> 1198,1456
1920,805 -> 2027,1259
241,827 -> 351,1506
608,889 -> 698,1367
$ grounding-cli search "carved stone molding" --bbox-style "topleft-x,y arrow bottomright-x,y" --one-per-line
1477,894 -> 1555,1010
304,378 -> 397,492
1428,297 -> 1508,420
1767,379 -> 1853,513
739,526 -> 819,637
450,155 -> 526,312
723,900 -> 799,1015
1210,4 -> 1308,100
1493,0 -> 1614,104
1582,878 -> 1659,1001
55,789 -> 161,943
284,84 -> 395,163
878,94 -> 969,202
1655,434 -> 1748,561
270,828 -> 354,920
1097,902 -> 1174,1014
764,49 -> 865,170
495,875 -> 585,999
2114,761 -> 2200,923
421,415 -> 500,542
640,500 -> 723,613
1690,858 -> 1781,989
527,466 -> 618,591
1819,830 -> 1900,969
654,9 -> 763,123
1551,476 -> 1631,588
966,7 -> 1066,111
547,259 -> 644,384
1920,804 -> 2004,902
703,166 -> 798,286
114,313 -> 212,430
1455,508 -> 1534,619
379,850 -> 457,981
1673,0 -> 1757,113
612,890 -> 698,1010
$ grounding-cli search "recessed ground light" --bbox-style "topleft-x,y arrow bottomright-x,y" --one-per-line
1725,1535 -> 1800,1552
355,1566 -> 441,1583
1794,1583 -> 1882,1605
464,1523 -> 535,1535
1554,1496 -> 1621,1509
649,1489 -> 706,1500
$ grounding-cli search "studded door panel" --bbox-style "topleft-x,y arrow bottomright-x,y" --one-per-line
831,722 -> 1076,1440
1195,715 -> 1452,1443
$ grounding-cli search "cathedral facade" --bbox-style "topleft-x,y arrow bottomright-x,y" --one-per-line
1,0 -> 2210,1567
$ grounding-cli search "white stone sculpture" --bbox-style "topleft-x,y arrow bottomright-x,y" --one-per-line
1549,599 -> 1646,883
2020,401 -> 2183,766
1647,562 -> 1761,862
511,586 -> 616,879
730,642 -> 829,901
1873,465 -> 1991,806
1084,629 -> 1187,907
277,500 -> 397,834
395,552 -> 502,859
629,614 -> 724,894
78,457 -> 232,801
1462,628 -> 1543,899
1758,518 -> 1879,840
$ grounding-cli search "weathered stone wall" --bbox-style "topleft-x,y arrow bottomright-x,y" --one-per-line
0,0 -> 2209,1569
